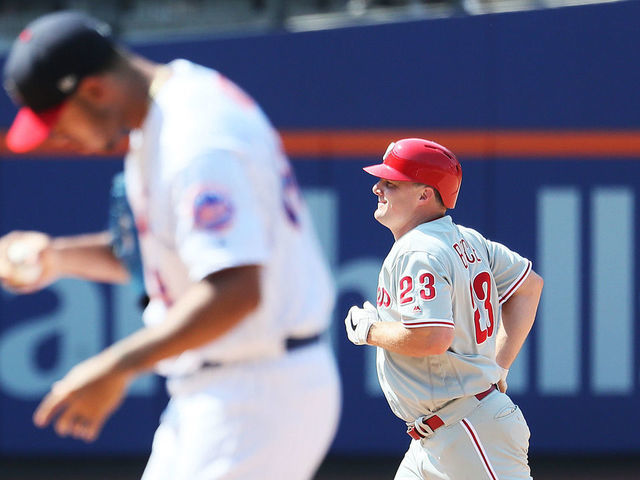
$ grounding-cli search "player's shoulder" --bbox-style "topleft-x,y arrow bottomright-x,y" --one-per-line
450,222 -> 494,260
402,217 -> 456,248
155,60 -> 220,111
410,216 -> 459,249
455,223 -> 489,245
403,228 -> 448,252
162,60 -> 258,110
150,61 -> 255,163
385,217 -> 455,269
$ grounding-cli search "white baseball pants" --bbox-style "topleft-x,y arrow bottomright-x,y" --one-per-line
140,341 -> 341,480
395,390 -> 532,480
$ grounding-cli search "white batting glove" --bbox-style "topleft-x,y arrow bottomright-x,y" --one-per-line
345,301 -> 378,345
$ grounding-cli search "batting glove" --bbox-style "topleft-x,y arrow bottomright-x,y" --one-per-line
345,301 -> 378,345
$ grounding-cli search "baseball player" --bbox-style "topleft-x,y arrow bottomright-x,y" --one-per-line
345,138 -> 543,479
1,11 -> 340,479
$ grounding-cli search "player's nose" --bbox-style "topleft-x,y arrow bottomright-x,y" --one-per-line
372,181 -> 383,196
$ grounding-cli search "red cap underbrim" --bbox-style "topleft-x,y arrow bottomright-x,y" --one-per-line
363,163 -> 414,182
6,104 -> 64,153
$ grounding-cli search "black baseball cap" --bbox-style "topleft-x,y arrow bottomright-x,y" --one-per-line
3,11 -> 117,153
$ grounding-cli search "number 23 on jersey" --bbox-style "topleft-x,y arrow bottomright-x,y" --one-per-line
470,271 -> 495,344
396,269 -> 496,345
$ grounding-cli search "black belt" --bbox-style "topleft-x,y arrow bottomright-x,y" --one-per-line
285,333 -> 323,351
200,333 -> 323,370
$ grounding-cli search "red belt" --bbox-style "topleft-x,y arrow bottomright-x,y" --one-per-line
407,385 -> 497,440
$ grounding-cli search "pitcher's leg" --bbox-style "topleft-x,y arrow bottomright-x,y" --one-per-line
170,343 -> 340,480
141,402 -> 179,480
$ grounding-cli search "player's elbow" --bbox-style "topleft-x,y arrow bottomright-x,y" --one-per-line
233,267 -> 262,316
428,327 -> 455,355
406,326 -> 454,357
243,282 -> 261,315
203,265 -> 262,317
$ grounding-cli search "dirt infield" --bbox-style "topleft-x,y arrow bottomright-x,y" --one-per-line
1,454 -> 640,479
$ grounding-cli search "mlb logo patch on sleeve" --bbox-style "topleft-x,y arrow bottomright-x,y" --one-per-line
192,189 -> 234,231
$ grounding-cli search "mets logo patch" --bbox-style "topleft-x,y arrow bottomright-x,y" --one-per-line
192,190 -> 234,231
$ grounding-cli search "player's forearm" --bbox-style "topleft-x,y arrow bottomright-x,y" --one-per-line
495,271 -> 543,369
51,232 -> 130,284
105,265 -> 260,376
367,322 -> 454,357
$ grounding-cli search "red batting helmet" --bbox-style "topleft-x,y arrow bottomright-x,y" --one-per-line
363,138 -> 462,209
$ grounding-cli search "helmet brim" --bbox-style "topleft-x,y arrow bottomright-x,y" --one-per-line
6,103 -> 64,153
363,163 -> 415,182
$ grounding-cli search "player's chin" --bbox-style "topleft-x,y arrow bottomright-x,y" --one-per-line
94,137 -> 119,154
75,142 -> 108,155
87,132 -> 125,154
373,209 -> 387,224
103,132 -> 127,153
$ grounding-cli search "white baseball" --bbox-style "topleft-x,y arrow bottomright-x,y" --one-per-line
7,241 -> 30,264
6,241 -> 43,284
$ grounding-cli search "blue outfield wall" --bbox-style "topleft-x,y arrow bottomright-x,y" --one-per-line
1,1 -> 640,458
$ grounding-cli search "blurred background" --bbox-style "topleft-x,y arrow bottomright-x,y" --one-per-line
1,0 -> 640,478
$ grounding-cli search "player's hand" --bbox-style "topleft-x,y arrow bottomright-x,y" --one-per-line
345,301 -> 378,345
33,353 -> 132,442
0,231 -> 59,293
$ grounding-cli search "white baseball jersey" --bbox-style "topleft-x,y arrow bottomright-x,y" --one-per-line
124,59 -> 334,376
376,215 -> 531,422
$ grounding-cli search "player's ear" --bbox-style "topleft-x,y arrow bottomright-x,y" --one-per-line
75,75 -> 108,103
418,186 -> 432,202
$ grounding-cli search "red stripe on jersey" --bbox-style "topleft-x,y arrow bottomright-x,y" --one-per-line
402,320 -> 455,328
499,261 -> 532,304
461,418 -> 499,480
